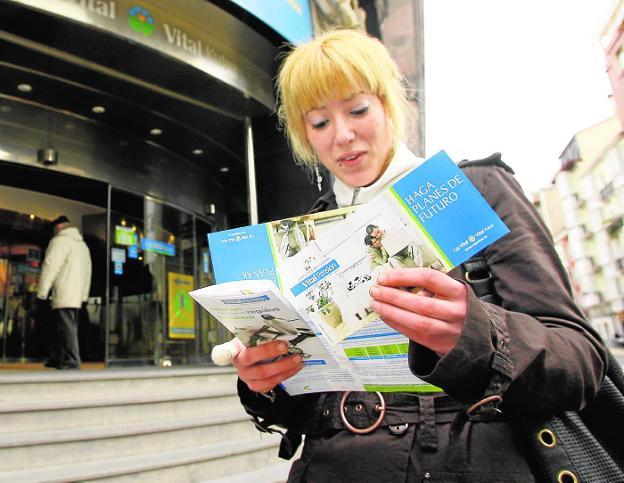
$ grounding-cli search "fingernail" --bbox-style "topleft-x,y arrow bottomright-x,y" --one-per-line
369,285 -> 379,297
280,342 -> 289,352
377,271 -> 387,283
371,300 -> 381,313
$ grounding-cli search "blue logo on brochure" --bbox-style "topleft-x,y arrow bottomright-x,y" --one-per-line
290,259 -> 340,296
221,295 -> 270,304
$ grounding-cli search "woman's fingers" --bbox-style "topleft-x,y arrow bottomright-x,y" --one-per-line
243,356 -> 303,393
369,284 -> 465,322
377,267 -> 465,300
371,298 -> 461,354
234,340 -> 289,367
370,267 -> 468,355
233,340 -> 304,393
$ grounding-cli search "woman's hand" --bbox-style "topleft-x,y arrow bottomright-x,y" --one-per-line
232,339 -> 304,394
369,268 -> 468,356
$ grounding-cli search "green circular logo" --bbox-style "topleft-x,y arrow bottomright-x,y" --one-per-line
128,6 -> 155,36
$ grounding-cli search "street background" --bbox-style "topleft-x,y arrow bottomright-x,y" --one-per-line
424,0 -> 617,195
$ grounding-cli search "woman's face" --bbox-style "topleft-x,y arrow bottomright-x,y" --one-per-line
304,93 -> 393,188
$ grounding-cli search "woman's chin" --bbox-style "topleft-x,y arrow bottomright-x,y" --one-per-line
337,172 -> 377,189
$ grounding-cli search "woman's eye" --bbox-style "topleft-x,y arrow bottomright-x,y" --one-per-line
311,119 -> 329,129
351,105 -> 369,116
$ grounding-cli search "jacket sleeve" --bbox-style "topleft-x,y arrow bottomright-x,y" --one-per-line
82,250 -> 92,302
237,378 -> 320,432
408,165 -> 607,416
37,237 -> 68,300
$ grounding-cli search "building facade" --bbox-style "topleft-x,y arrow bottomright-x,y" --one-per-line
0,0 -> 322,367
534,2 -> 624,344
602,0 -> 624,130
545,118 -> 624,342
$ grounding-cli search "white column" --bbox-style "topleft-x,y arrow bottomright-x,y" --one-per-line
245,116 -> 258,225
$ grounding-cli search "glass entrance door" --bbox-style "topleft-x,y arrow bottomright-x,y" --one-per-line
108,189 -> 209,366
0,183 -> 107,365
0,212 -> 47,362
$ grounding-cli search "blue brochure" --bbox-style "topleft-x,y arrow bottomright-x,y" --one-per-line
208,150 -> 509,343
388,150 -> 509,268
208,206 -> 357,288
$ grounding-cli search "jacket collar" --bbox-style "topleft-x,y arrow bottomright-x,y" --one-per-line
332,143 -> 424,207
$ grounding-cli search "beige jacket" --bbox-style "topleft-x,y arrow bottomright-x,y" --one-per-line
37,226 -> 92,309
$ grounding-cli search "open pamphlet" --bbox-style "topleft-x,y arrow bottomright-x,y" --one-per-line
191,279 -> 442,395
190,150 -> 510,395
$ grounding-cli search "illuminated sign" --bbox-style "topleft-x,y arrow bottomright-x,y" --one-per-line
141,237 -> 175,256
115,225 -> 137,246
11,0 -> 274,107
168,272 -> 195,339
128,245 -> 139,259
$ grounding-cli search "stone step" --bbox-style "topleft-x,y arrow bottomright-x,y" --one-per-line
0,388 -> 240,434
0,367 -> 238,403
0,435 -> 282,483
0,366 -> 283,481
204,461 -> 293,483
0,411 -> 260,471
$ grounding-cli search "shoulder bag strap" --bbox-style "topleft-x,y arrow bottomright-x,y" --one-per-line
463,241 -> 624,483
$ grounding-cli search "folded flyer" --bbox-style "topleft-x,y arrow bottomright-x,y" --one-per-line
194,151 -> 509,394
207,151 -> 509,344
189,280 -> 441,395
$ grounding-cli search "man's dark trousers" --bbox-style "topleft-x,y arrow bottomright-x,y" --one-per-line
48,308 -> 81,369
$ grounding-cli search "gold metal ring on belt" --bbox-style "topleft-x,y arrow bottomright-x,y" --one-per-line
339,391 -> 386,434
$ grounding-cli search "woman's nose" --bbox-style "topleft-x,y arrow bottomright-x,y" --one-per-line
334,117 -> 355,145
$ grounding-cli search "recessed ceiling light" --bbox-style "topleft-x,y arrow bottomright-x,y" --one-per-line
17,83 -> 32,92
150,128 -> 162,135
192,149 -> 203,155
92,106 -> 106,114
219,166 -> 230,173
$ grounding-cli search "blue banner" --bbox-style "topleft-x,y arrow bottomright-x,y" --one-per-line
228,0 -> 312,43
141,238 -> 176,256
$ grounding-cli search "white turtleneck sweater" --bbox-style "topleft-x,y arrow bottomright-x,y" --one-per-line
333,143 -> 425,207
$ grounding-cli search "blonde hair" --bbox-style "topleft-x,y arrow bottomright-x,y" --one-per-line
276,28 -> 412,169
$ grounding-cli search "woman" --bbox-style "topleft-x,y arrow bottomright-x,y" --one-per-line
231,29 -> 606,482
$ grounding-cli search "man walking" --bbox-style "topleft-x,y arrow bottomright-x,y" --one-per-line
37,215 -> 92,369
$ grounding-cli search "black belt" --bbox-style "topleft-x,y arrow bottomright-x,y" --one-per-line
275,391 -> 506,459
305,391 -> 466,436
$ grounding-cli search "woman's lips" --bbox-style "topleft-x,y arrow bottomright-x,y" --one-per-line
338,151 -> 365,166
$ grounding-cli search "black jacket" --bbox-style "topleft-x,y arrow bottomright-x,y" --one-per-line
238,158 -> 606,482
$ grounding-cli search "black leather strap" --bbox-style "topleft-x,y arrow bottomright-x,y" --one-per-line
449,254 -> 512,441
462,253 -> 501,306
